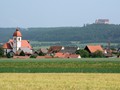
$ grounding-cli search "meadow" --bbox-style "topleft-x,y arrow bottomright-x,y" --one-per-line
0,73 -> 120,90
0,58 -> 120,73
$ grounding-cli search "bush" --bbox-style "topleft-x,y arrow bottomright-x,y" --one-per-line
19,51 -> 25,56
76,49 -> 89,58
30,54 -> 37,58
7,52 -> 14,58
0,47 -> 4,57
39,51 -> 45,56
91,50 -> 104,58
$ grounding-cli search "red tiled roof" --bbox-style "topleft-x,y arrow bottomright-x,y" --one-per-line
36,56 -> 45,59
48,46 -> 62,53
55,52 -> 66,58
13,56 -> 30,59
13,28 -> 22,37
21,40 -> 32,49
55,52 -> 80,58
3,43 -> 12,49
69,54 -> 81,58
3,40 -> 32,49
85,45 -> 103,53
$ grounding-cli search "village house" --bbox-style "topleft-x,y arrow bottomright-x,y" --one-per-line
54,52 -> 81,59
3,28 -> 33,56
48,46 -> 80,58
48,46 -> 79,54
84,45 -> 104,53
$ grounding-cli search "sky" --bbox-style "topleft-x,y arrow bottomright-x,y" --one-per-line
0,0 -> 120,27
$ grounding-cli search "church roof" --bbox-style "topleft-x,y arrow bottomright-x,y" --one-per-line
3,43 -> 12,49
13,28 -> 22,37
3,40 -> 32,49
21,40 -> 32,49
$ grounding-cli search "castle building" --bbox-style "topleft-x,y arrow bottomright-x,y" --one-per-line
3,28 -> 33,55
95,19 -> 109,24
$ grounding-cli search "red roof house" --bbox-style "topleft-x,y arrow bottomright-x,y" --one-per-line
84,45 -> 103,53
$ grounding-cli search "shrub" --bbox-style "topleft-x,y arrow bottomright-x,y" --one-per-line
19,51 -> 25,56
39,51 -> 45,56
30,54 -> 37,58
0,47 -> 4,57
7,52 -> 14,58
76,49 -> 89,58
91,50 -> 104,58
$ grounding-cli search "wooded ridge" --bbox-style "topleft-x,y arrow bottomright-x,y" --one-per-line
0,24 -> 120,43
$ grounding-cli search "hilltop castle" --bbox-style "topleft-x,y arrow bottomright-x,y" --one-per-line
3,28 -> 33,55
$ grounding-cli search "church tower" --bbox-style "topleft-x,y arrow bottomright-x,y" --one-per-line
13,28 -> 22,53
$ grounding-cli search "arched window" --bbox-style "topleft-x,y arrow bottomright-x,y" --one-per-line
18,38 -> 21,41
14,38 -> 16,40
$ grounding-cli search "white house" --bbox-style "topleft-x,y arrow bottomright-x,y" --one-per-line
3,28 -> 33,55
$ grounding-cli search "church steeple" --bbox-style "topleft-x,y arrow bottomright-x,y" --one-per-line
13,28 -> 22,53
13,28 -> 22,37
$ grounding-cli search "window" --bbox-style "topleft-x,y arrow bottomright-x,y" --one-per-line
18,38 -> 20,40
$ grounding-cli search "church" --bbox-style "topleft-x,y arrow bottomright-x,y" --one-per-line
3,28 -> 33,55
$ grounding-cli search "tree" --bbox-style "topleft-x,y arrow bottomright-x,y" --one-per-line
76,49 -> 89,58
19,50 -> 25,56
0,47 -> 4,57
30,54 -> 37,58
7,52 -> 14,58
39,51 -> 45,56
91,50 -> 104,58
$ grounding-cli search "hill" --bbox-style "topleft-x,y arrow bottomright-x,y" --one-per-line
0,24 -> 120,43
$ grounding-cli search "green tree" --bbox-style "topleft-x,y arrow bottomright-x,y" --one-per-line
30,54 -> 37,58
0,47 -> 4,57
91,50 -> 104,58
7,52 -> 14,58
76,49 -> 89,58
19,51 -> 25,56
39,51 -> 45,56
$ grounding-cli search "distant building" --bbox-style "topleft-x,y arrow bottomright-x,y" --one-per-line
47,46 -> 80,58
48,46 -> 80,54
95,19 -> 109,24
84,45 -> 104,53
3,28 -> 33,55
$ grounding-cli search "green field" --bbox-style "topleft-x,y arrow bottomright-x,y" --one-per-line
0,58 -> 120,73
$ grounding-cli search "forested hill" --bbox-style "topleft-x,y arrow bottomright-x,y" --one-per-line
0,24 -> 120,43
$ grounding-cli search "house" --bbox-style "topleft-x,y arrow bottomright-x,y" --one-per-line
48,46 -> 79,54
3,28 -> 33,55
95,19 -> 109,24
48,46 -> 62,54
60,46 -> 80,54
54,52 -> 81,59
13,56 -> 30,59
48,46 -> 80,58
84,45 -> 104,53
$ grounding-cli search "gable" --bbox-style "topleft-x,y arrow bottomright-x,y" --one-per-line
4,39 -> 32,49
3,43 -> 12,49
85,45 -> 103,53
21,40 -> 32,49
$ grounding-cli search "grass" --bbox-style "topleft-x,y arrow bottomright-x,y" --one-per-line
0,58 -> 120,73
0,73 -> 120,90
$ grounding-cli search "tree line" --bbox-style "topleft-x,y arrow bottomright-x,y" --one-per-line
0,24 -> 120,43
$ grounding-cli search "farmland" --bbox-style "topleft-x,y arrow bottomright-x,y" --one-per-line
0,73 -> 120,90
0,58 -> 120,73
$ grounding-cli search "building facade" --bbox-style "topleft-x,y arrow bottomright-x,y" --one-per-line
3,28 -> 33,55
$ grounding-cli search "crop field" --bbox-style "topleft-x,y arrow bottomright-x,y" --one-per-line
0,58 -> 120,73
0,73 -> 120,90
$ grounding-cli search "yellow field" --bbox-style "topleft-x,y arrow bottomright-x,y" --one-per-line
0,73 -> 120,90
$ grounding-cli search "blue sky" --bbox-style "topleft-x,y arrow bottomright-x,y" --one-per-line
0,0 -> 120,27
